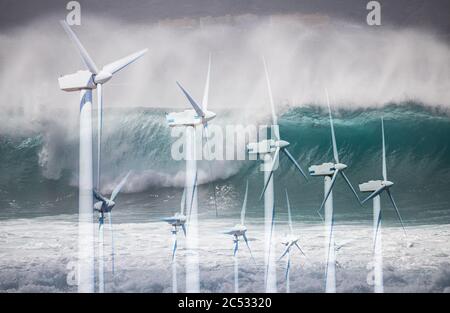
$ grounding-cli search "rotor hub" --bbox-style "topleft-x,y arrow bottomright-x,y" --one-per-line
276,140 -> 290,148
334,163 -> 347,170
94,71 -> 112,84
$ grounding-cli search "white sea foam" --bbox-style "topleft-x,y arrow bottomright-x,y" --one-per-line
0,215 -> 449,292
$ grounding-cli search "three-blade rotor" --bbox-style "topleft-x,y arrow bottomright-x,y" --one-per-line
316,91 -> 361,217
259,58 -> 308,200
361,118 -> 407,244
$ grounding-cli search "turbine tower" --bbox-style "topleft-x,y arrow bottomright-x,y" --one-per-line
93,172 -> 130,293
308,91 -> 361,293
166,55 -> 214,292
162,188 -> 188,293
278,189 -> 306,293
359,118 -> 407,293
223,180 -> 256,293
247,57 -> 308,292
58,21 -> 147,292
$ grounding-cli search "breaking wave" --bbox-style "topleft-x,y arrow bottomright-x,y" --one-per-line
1,103 -> 450,223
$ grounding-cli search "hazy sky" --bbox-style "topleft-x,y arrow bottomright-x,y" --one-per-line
1,0 -> 449,35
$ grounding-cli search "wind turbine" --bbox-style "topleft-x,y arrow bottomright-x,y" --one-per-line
58,21 -> 147,292
162,188 -> 187,293
165,56 -> 214,292
359,117 -> 407,293
278,189 -> 306,293
223,180 -> 256,293
93,172 -> 130,293
247,57 -> 308,292
308,91 -> 361,293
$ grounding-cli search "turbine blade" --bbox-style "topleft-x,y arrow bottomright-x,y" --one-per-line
382,117 -> 387,181
187,171 -> 198,227
98,213 -> 104,230
202,53 -> 211,112
241,180 -> 249,225
243,233 -> 257,265
110,171 -> 131,201
93,189 -> 108,203
316,170 -> 339,216
285,253 -> 291,283
386,189 -> 407,237
262,56 -> 279,140
317,209 -> 325,222
326,89 -> 339,164
176,81 -> 205,117
180,188 -> 186,215
60,20 -> 98,74
340,171 -> 362,205
102,49 -> 147,75
325,212 -> 335,286
294,242 -> 306,257
265,201 -> 276,287
203,124 -> 218,217
285,189 -> 293,234
372,208 -> 382,254
259,170 -> 274,201
108,212 -> 115,276
172,235 -> 178,261
259,147 -> 280,200
278,245 -> 290,262
282,148 -> 308,180
361,186 -> 385,205
181,224 -> 187,237
233,239 -> 239,257
96,83 -> 102,190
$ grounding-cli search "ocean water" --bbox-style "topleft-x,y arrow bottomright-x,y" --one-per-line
1,103 -> 449,224
1,103 -> 450,292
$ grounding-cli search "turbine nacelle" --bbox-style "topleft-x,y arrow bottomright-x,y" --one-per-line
247,139 -> 289,155
58,70 -> 96,91
94,71 -> 113,84
247,139 -> 274,155
162,213 -> 187,227
359,180 -> 384,192
94,199 -> 115,213
308,162 -> 335,176
224,224 -> 247,237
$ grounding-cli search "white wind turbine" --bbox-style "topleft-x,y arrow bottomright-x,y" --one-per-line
223,180 -> 256,293
58,21 -> 147,292
247,57 -> 308,292
308,91 -> 361,293
162,188 -> 188,293
359,117 -> 407,293
93,172 -> 130,293
278,189 -> 306,293
165,56 -> 214,292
